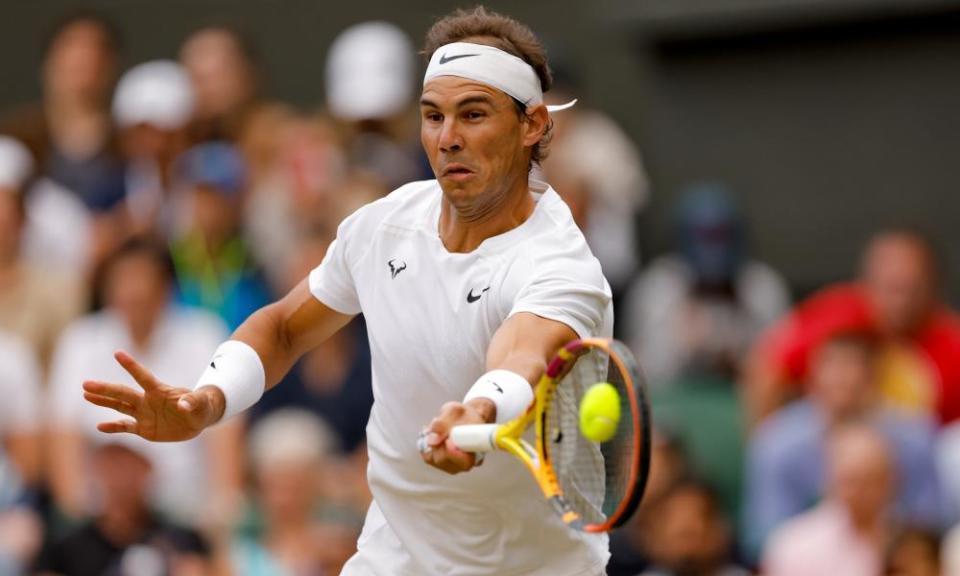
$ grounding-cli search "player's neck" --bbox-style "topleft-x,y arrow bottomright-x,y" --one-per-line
438,176 -> 534,253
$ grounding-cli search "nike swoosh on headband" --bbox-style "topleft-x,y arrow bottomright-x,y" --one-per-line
439,53 -> 479,65
426,42 -> 579,113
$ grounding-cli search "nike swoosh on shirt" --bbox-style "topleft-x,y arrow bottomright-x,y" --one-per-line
466,287 -> 490,303
439,53 -> 479,65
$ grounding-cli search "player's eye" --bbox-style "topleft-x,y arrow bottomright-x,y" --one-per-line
464,110 -> 486,120
424,111 -> 443,122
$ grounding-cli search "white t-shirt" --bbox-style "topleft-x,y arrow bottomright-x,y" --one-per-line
47,307 -> 228,525
309,179 -> 613,576
0,331 -> 41,435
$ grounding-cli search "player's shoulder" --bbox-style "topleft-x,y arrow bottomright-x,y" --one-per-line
515,185 -> 605,282
340,179 -> 439,233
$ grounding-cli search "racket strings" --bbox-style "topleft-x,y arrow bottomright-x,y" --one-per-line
546,346 -> 637,527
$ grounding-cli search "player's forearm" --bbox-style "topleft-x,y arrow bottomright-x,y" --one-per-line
192,304 -> 307,425
195,280 -> 353,424
230,301 -> 303,391
489,351 -> 548,388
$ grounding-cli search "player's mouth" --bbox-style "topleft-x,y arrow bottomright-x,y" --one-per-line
441,163 -> 475,181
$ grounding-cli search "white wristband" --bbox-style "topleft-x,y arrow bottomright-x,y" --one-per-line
195,340 -> 266,421
463,369 -> 534,423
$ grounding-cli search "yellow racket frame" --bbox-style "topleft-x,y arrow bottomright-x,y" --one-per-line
483,337 -> 647,532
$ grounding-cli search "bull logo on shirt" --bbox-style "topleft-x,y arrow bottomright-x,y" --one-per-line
388,259 -> 407,279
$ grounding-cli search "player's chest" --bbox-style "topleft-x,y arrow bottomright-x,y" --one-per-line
358,236 -> 511,347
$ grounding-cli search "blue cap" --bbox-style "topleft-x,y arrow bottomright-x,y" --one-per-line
676,182 -> 744,285
177,141 -> 246,196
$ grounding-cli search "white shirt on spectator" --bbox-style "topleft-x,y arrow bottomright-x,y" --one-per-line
310,179 -> 612,576
625,255 -> 789,386
47,307 -> 227,525
0,332 -> 41,436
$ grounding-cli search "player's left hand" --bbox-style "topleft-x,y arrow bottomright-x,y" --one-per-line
420,400 -> 493,474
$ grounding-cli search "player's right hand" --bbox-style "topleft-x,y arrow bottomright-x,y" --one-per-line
420,399 -> 494,474
81,350 -> 225,442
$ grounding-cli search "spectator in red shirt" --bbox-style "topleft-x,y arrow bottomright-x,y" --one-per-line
744,230 -> 960,426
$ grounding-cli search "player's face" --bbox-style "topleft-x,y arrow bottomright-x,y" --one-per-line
420,77 -> 540,207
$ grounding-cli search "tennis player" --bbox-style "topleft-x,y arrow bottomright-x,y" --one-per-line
83,7 -> 612,575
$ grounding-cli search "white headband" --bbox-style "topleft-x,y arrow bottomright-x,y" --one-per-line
424,42 -> 576,112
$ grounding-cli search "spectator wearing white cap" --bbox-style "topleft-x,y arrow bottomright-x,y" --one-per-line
232,409 -> 361,576
0,135 -> 84,370
325,21 -> 430,190
113,60 -> 195,240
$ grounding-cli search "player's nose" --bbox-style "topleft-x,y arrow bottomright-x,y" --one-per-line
438,118 -> 464,153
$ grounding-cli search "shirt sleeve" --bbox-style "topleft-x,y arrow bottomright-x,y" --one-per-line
308,209 -> 367,316
507,245 -> 611,340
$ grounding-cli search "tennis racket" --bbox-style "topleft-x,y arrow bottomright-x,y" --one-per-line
444,337 -> 651,532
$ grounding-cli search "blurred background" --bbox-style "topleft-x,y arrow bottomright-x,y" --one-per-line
1,0 -> 959,574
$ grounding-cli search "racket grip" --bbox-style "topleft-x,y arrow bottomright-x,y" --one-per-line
450,424 -> 498,452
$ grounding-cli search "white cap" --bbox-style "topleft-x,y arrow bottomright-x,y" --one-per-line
325,21 -> 415,121
0,136 -> 34,190
249,409 -> 338,470
113,60 -> 195,130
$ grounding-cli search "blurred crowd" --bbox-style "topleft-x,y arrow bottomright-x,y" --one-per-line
0,9 -> 958,576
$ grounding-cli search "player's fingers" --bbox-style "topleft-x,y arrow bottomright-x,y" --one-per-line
114,350 -> 161,391
96,419 -> 139,435
84,392 -> 137,417
83,380 -> 143,406
443,438 -> 476,469
425,444 -> 473,474
427,402 -> 466,441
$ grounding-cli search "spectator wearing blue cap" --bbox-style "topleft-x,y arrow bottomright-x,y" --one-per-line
624,183 -> 790,387
170,142 -> 272,330
622,184 -> 791,524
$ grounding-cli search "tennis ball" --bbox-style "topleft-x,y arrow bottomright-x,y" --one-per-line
579,382 -> 621,443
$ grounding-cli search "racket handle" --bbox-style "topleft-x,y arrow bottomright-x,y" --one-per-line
450,424 -> 498,452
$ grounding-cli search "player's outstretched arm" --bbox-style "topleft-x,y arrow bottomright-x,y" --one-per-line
421,312 -> 577,473
83,278 -> 354,442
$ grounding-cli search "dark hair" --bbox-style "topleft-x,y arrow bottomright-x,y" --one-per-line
43,9 -> 123,58
90,236 -> 175,310
657,478 -> 721,513
883,526 -> 941,575
182,24 -> 260,71
863,228 -> 942,285
820,329 -> 881,357
423,6 -> 554,165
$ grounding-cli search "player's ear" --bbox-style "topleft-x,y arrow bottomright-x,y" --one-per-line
521,104 -> 549,148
